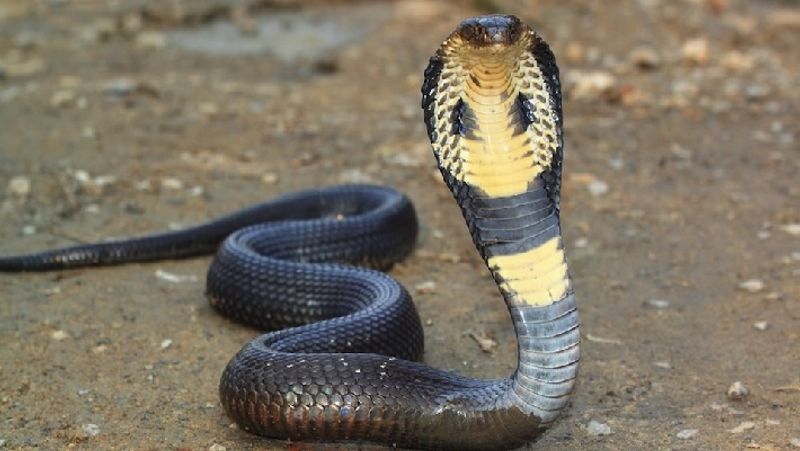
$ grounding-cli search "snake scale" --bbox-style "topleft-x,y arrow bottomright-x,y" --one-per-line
0,15 -> 579,450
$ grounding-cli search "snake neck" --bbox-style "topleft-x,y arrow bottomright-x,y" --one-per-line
423,19 -> 578,426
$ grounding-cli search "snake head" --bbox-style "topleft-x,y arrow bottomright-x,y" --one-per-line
455,15 -> 525,48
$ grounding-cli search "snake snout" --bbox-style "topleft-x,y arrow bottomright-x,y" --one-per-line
456,14 -> 523,47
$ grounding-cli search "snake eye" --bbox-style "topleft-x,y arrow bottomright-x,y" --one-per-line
460,24 -> 478,41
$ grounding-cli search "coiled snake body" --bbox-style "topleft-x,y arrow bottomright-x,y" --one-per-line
1,15 -> 579,450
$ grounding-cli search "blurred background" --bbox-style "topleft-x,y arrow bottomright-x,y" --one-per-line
1,0 -> 798,449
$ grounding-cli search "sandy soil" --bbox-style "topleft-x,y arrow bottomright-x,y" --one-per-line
1,0 -> 799,450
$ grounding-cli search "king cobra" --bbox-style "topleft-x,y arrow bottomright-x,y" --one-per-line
0,15 -> 578,450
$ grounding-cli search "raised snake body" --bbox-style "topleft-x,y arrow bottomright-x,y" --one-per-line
0,15 -> 579,450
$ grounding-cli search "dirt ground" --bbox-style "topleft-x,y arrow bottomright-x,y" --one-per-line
1,0 -> 799,450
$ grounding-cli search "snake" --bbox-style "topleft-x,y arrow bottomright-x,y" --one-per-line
0,15 -> 579,450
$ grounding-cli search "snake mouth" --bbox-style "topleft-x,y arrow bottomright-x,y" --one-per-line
455,15 -> 525,48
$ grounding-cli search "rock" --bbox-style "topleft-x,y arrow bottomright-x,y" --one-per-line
727,381 -> 749,400
208,444 -> 227,451
103,78 -> 136,97
51,330 -> 69,341
628,46 -> 660,70
587,179 -> 609,196
50,89 -> 75,108
790,437 -> 800,448
738,279 -> 764,293
338,169 -> 374,184
134,179 -> 152,191
469,331 -> 497,353
155,269 -> 198,283
586,420 -> 612,436
707,0 -> 727,14
681,38 -> 709,64
135,31 -> 167,50
677,429 -> 699,439
160,177 -> 184,190
7,176 -> 31,197
82,423 -> 100,437
567,71 -> 616,101
586,334 -> 622,345
752,321 -> 768,331
1,58 -> 45,77
721,51 -> 755,72
645,299 -> 670,309
261,173 -> 279,185
767,9 -> 800,29
414,280 -> 437,294
745,84 -> 771,101
564,42 -> 585,63
728,421 -> 755,434
778,223 -> 800,236
654,361 -> 672,369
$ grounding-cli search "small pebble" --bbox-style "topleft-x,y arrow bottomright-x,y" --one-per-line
586,420 -> 612,436
198,102 -> 218,115
469,331 -> 497,353
752,321 -> 768,331
8,175 -> 31,197
22,225 -> 36,235
338,169 -> 374,184
82,423 -> 100,437
50,89 -> 75,108
160,339 -> 173,350
135,179 -> 152,191
103,78 -> 136,97
415,280 -> 437,294
209,444 -> 227,451
628,46 -> 660,69
135,31 -> 166,49
727,381 -> 749,400
676,429 -> 699,439
574,237 -> 589,248
728,421 -> 755,434
78,389 -> 90,396
738,279 -> 764,293
646,299 -> 670,309
654,361 -> 672,369
84,204 -> 100,214
779,223 -> 800,236
51,330 -> 69,341
189,186 -> 205,197
567,70 -> 616,100
756,230 -> 770,240
155,269 -> 198,283
790,438 -> 800,448
681,38 -> 709,64
587,179 -> 609,196
745,84 -> 771,101
91,345 -> 107,354
261,173 -> 279,185
160,177 -> 184,190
